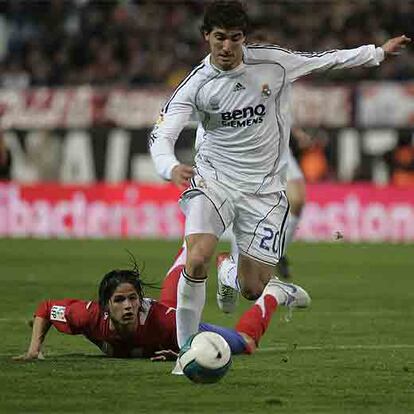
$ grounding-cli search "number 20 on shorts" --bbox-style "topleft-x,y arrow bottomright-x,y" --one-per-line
259,227 -> 280,254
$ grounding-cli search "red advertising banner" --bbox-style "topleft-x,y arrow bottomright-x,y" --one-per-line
0,182 -> 413,242
0,182 -> 184,239
297,183 -> 414,242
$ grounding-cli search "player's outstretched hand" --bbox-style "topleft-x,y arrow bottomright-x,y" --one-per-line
150,349 -> 178,362
381,35 -> 411,57
171,164 -> 194,190
13,352 -> 45,362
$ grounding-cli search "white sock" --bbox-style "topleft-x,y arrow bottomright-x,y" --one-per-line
229,231 -> 239,263
176,269 -> 206,348
264,278 -> 288,306
252,280 -> 282,316
219,256 -> 240,291
284,214 -> 301,252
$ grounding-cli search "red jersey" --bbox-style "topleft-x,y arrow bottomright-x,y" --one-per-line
35,298 -> 178,358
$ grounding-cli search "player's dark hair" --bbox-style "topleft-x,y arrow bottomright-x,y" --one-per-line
201,1 -> 249,35
98,251 -> 161,313
98,268 -> 144,312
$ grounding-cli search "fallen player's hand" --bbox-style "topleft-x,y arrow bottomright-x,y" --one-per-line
13,352 -> 45,362
150,349 -> 178,362
171,164 -> 194,190
381,35 -> 411,57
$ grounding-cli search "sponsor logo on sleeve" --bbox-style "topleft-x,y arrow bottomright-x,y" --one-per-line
50,305 -> 67,322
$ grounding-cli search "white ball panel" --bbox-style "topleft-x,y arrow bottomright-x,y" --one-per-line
192,332 -> 231,369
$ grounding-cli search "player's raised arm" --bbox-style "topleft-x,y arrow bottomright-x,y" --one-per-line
250,34 -> 411,82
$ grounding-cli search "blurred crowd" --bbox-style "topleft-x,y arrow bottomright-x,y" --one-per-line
0,0 -> 413,89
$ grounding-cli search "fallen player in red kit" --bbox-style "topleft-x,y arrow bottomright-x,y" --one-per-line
14,245 -> 310,361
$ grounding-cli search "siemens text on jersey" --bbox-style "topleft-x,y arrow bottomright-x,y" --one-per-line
221,104 -> 266,128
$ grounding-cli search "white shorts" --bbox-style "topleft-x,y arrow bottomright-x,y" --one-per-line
287,149 -> 304,181
180,175 -> 290,266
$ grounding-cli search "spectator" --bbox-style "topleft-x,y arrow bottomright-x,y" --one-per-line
385,131 -> 414,186
299,132 -> 331,183
0,59 -> 30,88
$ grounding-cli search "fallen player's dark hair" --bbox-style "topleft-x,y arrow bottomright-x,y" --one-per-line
98,268 -> 144,312
98,252 -> 160,313
201,1 -> 249,35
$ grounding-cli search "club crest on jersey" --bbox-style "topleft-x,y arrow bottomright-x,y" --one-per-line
261,84 -> 271,98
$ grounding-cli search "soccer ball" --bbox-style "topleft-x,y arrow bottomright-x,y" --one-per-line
178,331 -> 232,384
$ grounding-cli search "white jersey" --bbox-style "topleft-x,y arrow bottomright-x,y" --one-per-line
150,43 -> 384,194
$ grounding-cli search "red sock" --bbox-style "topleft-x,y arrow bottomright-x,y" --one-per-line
235,295 -> 278,347
159,245 -> 186,308
159,264 -> 183,308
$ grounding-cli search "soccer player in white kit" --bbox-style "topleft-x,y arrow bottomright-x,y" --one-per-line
225,128 -> 307,282
150,0 -> 411,348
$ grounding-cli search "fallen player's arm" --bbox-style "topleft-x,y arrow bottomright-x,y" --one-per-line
13,316 -> 51,361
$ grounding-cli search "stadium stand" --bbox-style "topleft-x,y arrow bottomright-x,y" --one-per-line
0,0 -> 413,88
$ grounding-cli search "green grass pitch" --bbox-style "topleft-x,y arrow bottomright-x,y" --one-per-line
0,239 -> 413,413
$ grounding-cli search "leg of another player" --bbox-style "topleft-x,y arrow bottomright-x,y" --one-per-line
220,231 -> 275,293
235,280 -> 282,353
203,279 -> 292,355
278,177 -> 306,279
237,254 -> 274,300
216,235 -> 281,309
217,248 -> 312,317
235,276 -> 311,352
285,178 -> 305,250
